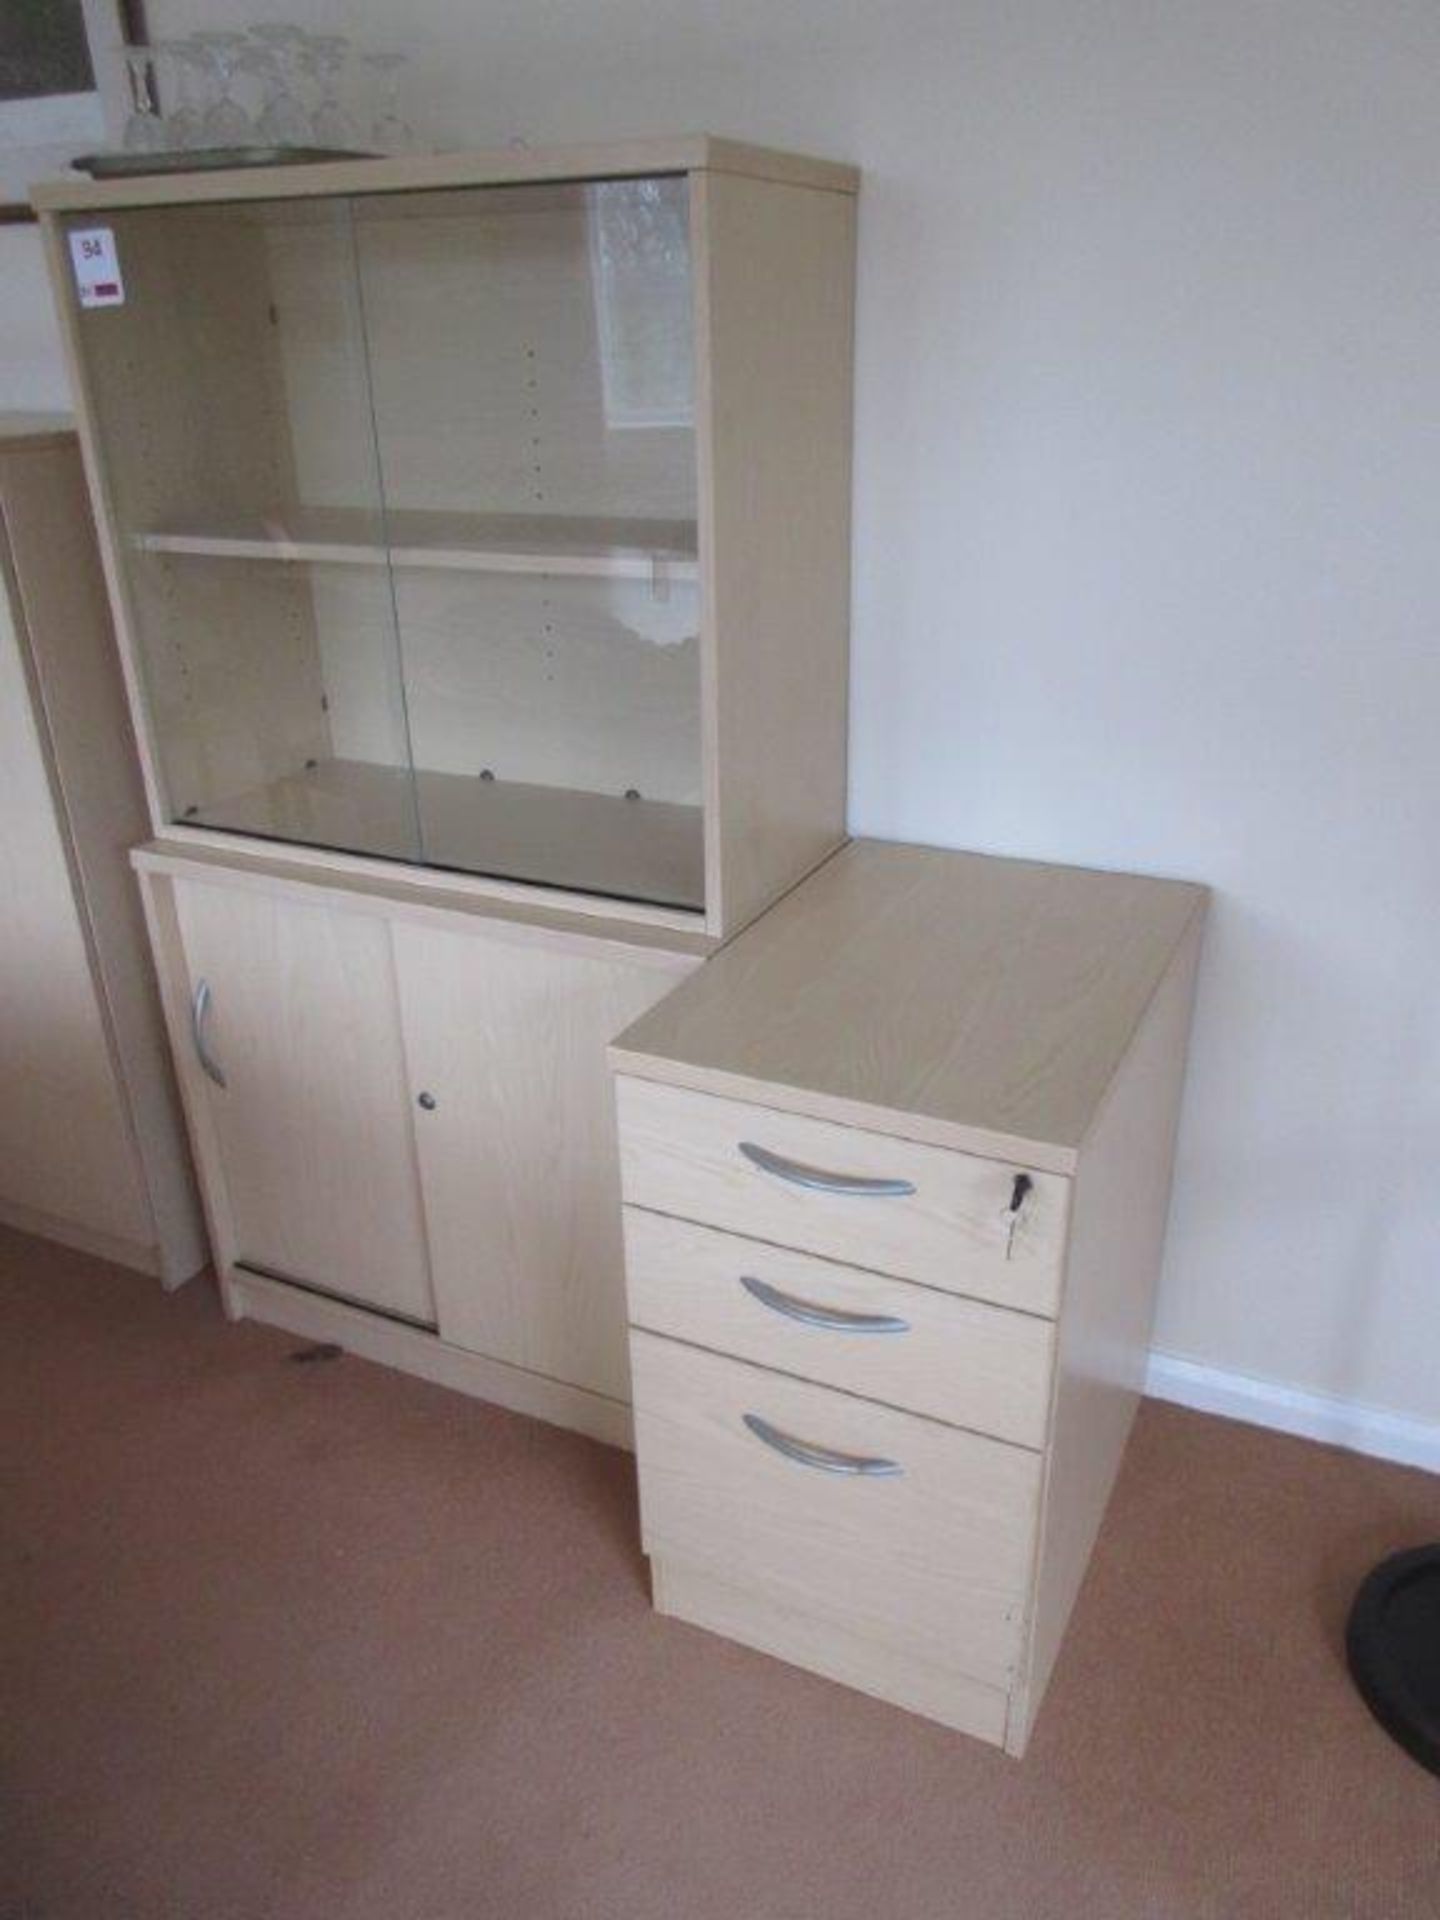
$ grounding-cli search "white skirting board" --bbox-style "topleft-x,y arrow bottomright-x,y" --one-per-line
0,1196 -> 165,1284
1145,1349 -> 1440,1477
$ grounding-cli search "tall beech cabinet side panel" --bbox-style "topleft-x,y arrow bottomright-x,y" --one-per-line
168,877 -> 435,1324
0,505 -> 149,1251
393,921 -> 701,1400
0,422 -> 203,1283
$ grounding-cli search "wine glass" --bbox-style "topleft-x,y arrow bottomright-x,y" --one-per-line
191,30 -> 253,148
156,39 -> 209,152
310,36 -> 358,150
247,24 -> 314,148
245,45 -> 309,148
364,52 -> 411,153
121,46 -> 167,154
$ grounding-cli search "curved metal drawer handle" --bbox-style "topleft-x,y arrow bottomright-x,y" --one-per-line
742,1412 -> 903,1477
740,1273 -> 910,1335
738,1140 -> 916,1198
191,978 -> 227,1089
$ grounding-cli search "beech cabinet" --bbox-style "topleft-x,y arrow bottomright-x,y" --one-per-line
35,137 -> 853,1441
146,860 -> 698,1413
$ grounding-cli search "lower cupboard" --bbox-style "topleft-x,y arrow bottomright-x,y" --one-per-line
139,851 -> 700,1423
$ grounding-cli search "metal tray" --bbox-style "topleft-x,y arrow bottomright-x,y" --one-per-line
72,147 -> 372,180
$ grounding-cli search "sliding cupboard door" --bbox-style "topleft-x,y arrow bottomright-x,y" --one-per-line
172,878 -> 434,1323
394,920 -> 698,1397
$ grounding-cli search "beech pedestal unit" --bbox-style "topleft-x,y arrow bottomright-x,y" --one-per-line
611,840 -> 1207,1754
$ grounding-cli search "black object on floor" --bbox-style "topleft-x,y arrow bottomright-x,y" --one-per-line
1346,1545 -> 1440,1777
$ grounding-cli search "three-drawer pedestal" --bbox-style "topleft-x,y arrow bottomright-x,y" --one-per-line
610,840 -> 1206,1755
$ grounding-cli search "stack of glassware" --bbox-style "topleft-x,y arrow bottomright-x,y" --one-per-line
118,24 -> 411,158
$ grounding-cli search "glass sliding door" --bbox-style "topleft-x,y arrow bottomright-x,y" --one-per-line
353,175 -> 704,909
60,196 -> 423,867
61,174 -> 705,910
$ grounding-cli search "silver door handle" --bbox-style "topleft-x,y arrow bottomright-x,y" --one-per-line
742,1412 -> 903,1477
191,978 -> 227,1088
738,1140 -> 916,1197
740,1273 -> 910,1334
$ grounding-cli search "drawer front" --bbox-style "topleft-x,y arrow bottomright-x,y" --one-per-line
616,1076 -> 1067,1316
625,1209 -> 1054,1449
631,1330 -> 1042,1689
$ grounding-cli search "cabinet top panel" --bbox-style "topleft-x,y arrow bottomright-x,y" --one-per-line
31,136 -> 859,215
610,840 -> 1207,1170
133,839 -> 716,959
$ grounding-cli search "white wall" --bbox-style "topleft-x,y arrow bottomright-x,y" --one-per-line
8,0 -> 1439,1427
0,228 -> 71,409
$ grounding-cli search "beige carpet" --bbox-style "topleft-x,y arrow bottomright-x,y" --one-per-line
2,1222 -> 1438,1920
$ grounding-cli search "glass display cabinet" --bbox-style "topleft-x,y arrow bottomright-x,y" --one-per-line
37,139 -> 858,935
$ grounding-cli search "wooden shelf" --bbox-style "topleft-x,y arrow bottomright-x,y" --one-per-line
182,758 -> 705,912
136,507 -> 699,584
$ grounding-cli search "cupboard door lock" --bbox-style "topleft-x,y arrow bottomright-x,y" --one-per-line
417,1091 -> 437,1112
